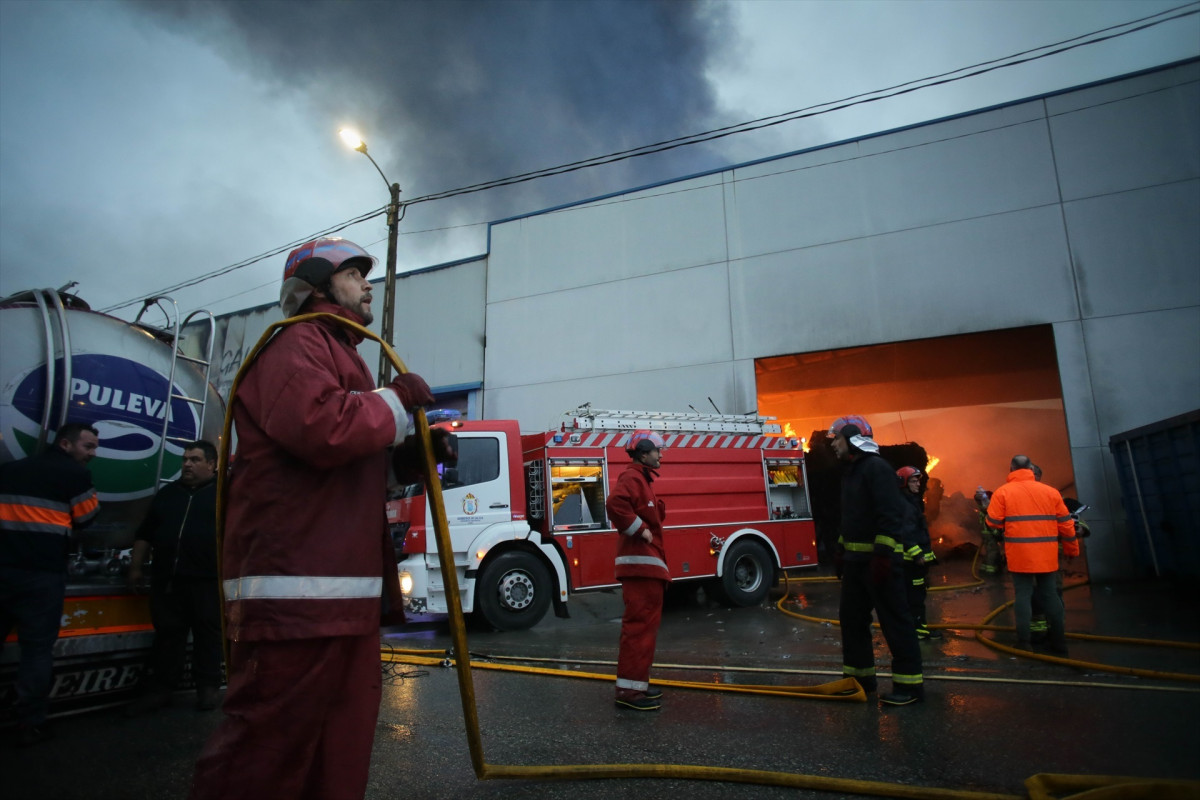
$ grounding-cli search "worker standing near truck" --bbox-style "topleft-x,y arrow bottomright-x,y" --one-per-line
188,238 -> 452,800
0,422 -> 100,746
605,430 -> 670,711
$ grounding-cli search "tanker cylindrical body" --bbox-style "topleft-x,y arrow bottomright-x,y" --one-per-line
0,297 -> 224,580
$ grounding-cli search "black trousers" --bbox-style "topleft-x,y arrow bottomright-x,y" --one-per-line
147,576 -> 223,691
0,566 -> 65,725
839,559 -> 922,688
904,561 -> 929,628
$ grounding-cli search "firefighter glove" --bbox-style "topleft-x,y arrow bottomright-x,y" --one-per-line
389,372 -> 435,409
869,554 -> 892,585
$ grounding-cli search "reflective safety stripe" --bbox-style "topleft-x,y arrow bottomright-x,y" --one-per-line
622,518 -> 644,536
1004,514 -> 1059,522
892,672 -> 923,685
223,575 -> 382,601
615,555 -> 668,571
912,578 -> 925,587
616,677 -> 650,692
843,542 -> 875,553
842,665 -> 877,678
70,490 -> 100,524
1005,536 -> 1060,544
0,493 -> 73,536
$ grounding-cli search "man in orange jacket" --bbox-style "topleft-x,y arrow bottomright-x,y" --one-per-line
986,455 -> 1079,655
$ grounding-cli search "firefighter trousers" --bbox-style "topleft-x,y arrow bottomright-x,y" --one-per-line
188,633 -> 382,800
839,560 -> 922,691
615,576 -> 666,695
903,560 -> 929,629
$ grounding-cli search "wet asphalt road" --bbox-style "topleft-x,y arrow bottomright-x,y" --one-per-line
4,560 -> 1200,800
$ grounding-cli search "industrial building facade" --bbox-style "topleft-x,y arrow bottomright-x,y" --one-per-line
192,59 -> 1199,582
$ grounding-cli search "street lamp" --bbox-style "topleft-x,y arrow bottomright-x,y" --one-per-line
339,127 -> 401,385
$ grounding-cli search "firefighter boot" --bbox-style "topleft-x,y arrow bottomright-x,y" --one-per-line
615,689 -> 661,711
880,684 -> 924,706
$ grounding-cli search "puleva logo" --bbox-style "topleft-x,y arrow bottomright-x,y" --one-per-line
4,354 -> 200,501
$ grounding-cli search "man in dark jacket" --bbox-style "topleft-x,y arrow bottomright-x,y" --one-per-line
126,440 -> 222,714
829,415 -> 923,706
0,422 -> 100,746
189,238 -> 453,800
605,429 -> 669,711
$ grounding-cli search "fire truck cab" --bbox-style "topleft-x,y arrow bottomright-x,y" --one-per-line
390,407 -> 818,631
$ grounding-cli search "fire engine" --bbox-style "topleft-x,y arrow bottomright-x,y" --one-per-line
0,287 -> 222,718
389,406 -> 818,631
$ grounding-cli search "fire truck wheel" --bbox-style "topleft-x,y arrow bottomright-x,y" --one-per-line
719,539 -> 774,607
475,551 -> 552,631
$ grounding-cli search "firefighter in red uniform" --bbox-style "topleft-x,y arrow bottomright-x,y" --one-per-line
189,238 -> 452,800
829,416 -> 924,706
605,430 -> 669,711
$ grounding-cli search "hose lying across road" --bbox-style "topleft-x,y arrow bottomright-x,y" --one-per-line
218,315 -> 1200,799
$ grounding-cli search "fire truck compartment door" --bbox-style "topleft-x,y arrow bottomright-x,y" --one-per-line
429,431 -> 512,532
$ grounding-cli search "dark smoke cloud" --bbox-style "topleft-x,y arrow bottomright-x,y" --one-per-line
125,0 -> 738,235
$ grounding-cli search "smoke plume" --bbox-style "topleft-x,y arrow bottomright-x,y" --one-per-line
126,0 -> 739,246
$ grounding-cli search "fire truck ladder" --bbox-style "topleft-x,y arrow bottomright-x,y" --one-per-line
134,297 -> 217,487
565,406 -> 782,435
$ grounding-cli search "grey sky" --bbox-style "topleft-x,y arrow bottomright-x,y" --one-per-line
1,0 -> 1196,320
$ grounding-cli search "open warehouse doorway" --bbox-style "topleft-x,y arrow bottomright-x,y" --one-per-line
755,325 -> 1080,558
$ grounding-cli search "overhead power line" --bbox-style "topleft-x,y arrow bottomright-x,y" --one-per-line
101,2 -> 1199,314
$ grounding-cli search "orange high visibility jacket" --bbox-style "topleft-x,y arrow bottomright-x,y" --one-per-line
986,469 -> 1078,573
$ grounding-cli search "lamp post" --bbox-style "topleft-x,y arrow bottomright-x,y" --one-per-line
339,128 -> 401,386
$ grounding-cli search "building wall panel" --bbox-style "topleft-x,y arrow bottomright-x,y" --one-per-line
728,205 -> 1076,358
1049,77 -> 1200,201
484,262 -> 733,390
486,175 -> 727,303
1063,179 -> 1200,318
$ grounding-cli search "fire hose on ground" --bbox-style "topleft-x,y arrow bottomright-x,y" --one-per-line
216,314 -> 1199,799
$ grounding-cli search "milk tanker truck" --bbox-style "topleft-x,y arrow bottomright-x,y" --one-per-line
1,287 -> 224,719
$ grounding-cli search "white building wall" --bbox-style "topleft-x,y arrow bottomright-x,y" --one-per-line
480,60 -> 1200,581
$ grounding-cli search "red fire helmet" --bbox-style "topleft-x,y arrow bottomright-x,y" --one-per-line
626,430 -> 665,455
280,237 -> 376,317
827,415 -> 873,439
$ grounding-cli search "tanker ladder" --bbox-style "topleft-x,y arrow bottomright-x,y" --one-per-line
134,297 -> 216,485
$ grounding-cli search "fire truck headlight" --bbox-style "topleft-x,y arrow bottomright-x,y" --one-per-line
400,572 -> 414,595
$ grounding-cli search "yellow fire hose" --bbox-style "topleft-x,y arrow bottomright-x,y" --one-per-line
215,314 -> 1199,799
778,573 -> 1200,684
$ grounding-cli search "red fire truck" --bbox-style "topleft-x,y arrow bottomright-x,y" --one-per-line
389,407 -> 818,631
